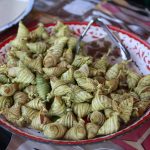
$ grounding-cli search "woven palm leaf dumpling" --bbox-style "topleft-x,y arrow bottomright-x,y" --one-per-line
0,21 -> 149,140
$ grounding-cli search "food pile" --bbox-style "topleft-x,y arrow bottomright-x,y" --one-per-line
0,21 -> 150,140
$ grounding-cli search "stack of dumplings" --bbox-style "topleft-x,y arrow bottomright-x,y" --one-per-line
0,21 -> 150,141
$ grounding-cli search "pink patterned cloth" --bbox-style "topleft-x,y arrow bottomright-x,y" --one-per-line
112,119 -> 150,150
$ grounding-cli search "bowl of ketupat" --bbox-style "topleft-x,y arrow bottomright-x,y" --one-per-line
0,21 -> 150,144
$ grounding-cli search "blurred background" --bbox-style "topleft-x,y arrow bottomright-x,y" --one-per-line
0,0 -> 150,43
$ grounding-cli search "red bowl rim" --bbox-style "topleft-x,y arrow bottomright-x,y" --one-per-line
0,21 -> 150,145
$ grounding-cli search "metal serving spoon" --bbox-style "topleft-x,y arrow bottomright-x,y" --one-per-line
76,17 -> 131,60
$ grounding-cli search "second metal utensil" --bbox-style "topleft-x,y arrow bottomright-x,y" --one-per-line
76,17 -> 131,60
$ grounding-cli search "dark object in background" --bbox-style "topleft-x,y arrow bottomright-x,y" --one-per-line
0,127 -> 12,150
127,0 -> 150,9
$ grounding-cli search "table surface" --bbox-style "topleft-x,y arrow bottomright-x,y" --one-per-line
0,0 -> 150,150
0,0 -> 150,42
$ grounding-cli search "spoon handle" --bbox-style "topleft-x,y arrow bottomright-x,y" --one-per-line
97,18 -> 131,60
76,18 -> 96,54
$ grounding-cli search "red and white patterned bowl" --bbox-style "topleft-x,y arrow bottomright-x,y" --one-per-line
0,22 -> 150,145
